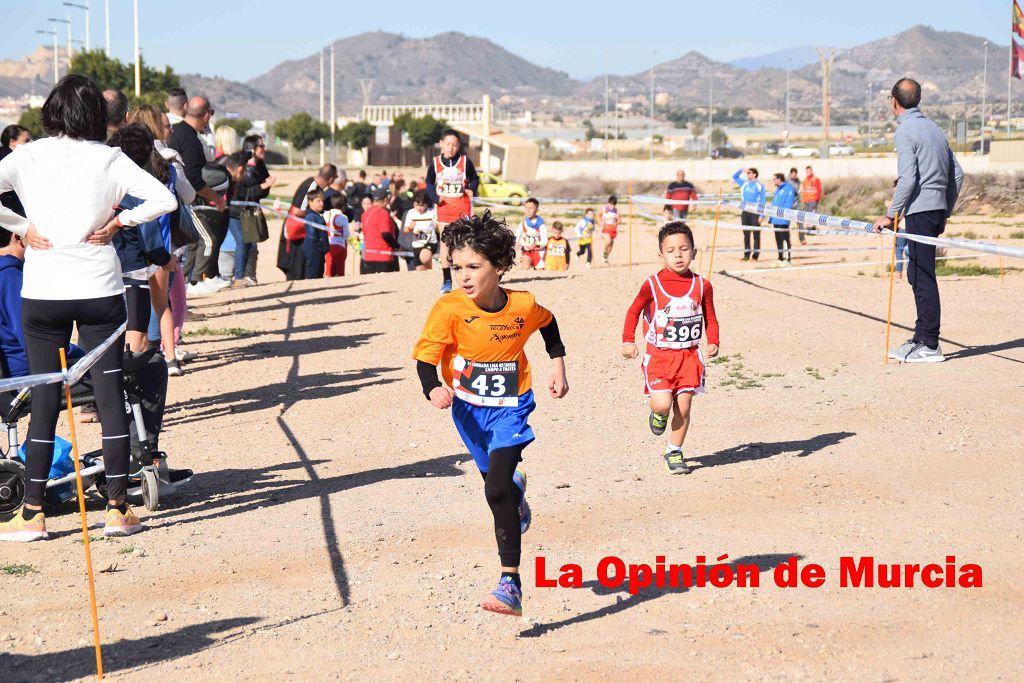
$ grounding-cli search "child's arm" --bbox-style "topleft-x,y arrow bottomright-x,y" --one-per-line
417,360 -> 453,408
538,315 -> 568,398
621,281 -> 653,358
702,279 -> 720,358
413,300 -> 456,408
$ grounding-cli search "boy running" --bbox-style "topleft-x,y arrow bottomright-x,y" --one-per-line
622,223 -> 719,474
574,208 -> 597,267
543,221 -> 570,271
516,197 -> 547,270
601,195 -> 620,265
413,210 -> 569,616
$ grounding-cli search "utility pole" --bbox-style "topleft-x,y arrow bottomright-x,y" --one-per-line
330,44 -> 336,164
63,3 -> 90,52
37,29 -> 59,85
132,0 -> 140,97
865,82 -> 872,146
649,50 -> 656,160
785,66 -> 791,138
1007,10 -> 1014,140
603,53 -> 609,161
104,0 -> 110,56
708,73 -> 714,155
613,88 -> 619,161
48,17 -> 72,65
981,41 -> 988,137
319,48 -> 325,166
817,48 -> 836,156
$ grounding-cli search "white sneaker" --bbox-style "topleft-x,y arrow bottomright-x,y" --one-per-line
204,276 -> 231,290
903,343 -> 944,363
174,347 -> 197,363
186,281 -> 217,298
887,338 -> 917,361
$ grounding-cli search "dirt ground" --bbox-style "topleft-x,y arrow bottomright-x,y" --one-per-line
2,210 -> 1022,681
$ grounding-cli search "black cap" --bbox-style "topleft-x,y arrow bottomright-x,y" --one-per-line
372,188 -> 388,200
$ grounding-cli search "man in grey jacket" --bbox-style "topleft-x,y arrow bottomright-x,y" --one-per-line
873,78 -> 964,363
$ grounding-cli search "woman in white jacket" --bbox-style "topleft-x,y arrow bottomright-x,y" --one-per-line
0,75 -> 176,541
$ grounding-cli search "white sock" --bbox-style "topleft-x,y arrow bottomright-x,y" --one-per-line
665,442 -> 682,454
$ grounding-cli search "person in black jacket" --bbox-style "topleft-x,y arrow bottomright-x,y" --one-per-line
234,135 -> 275,285
276,164 -> 336,280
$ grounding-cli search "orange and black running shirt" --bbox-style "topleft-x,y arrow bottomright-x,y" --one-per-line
413,289 -> 553,404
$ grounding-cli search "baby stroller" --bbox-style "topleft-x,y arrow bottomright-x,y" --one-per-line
0,348 -> 192,515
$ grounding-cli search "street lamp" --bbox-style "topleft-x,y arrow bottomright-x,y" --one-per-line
37,29 -> 60,85
63,2 -> 90,52
48,17 -> 73,65
132,0 -> 140,96
649,49 -> 656,160
865,82 -> 872,146
981,41 -> 988,139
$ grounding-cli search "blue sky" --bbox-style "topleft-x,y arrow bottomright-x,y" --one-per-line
0,0 -> 1014,81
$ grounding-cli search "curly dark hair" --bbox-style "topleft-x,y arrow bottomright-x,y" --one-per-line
440,210 -> 517,274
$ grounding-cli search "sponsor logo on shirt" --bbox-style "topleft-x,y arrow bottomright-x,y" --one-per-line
464,316 -> 480,324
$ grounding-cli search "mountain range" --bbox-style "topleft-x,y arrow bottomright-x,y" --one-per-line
2,25 -> 1018,122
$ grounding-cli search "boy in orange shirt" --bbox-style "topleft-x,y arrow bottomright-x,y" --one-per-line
413,210 -> 569,616
622,223 -> 720,474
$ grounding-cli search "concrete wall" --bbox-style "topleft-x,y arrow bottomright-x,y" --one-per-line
990,140 -> 1024,163
535,155 -> 1023,183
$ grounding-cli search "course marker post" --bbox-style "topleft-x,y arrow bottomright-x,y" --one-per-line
59,348 -> 105,679
628,180 -> 634,271
999,255 -> 1004,285
705,188 -> 724,280
884,215 -> 900,367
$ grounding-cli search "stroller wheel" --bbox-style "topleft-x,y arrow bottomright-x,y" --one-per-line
0,460 -> 27,515
141,467 -> 159,512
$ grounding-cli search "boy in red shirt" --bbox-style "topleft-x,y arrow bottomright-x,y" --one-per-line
622,223 -> 720,474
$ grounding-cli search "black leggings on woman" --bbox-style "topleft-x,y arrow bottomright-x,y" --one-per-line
481,445 -> 525,567
21,295 -> 129,507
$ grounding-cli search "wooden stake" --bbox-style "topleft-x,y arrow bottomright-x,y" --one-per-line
60,348 -> 104,679
705,188 -> 724,280
999,255 -> 1005,285
628,180 -> 634,271
884,218 -> 899,367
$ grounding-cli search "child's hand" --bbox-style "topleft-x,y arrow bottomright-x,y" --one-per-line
621,342 -> 639,359
428,386 -> 454,410
548,358 -> 568,399
707,344 -> 720,358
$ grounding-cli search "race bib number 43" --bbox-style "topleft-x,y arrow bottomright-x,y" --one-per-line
453,356 -> 520,407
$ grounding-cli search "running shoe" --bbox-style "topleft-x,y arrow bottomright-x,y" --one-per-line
903,343 -> 944,364
0,509 -> 48,542
204,276 -> 232,290
513,469 -> 530,534
480,576 -> 523,616
103,506 -> 144,537
175,347 -> 197,363
229,278 -> 250,289
663,450 -> 692,475
649,410 -> 669,436
166,359 -> 184,377
439,280 -> 452,294
186,281 -> 217,298
887,338 -> 917,362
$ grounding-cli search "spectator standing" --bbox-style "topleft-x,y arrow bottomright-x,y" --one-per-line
0,75 -> 176,540
276,164 -> 336,280
787,167 -> 800,202
302,188 -> 328,279
165,87 -> 187,126
236,135 -> 274,285
103,88 -> 129,135
798,165 -> 822,245
769,172 -> 797,265
874,78 -> 964,364
324,194 -> 350,277
360,188 -> 400,274
0,125 -> 31,217
732,167 -> 765,261
665,170 -> 696,219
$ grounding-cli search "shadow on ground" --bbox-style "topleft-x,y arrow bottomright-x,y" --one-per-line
689,431 -> 854,470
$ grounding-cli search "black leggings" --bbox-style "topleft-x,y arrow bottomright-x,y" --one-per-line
577,242 -> 592,263
481,445 -> 525,567
124,279 -> 151,333
22,295 -> 129,507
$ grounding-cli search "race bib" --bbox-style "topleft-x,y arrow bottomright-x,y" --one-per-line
548,243 -> 566,256
521,233 -> 539,248
453,356 -> 519,407
663,315 -> 703,345
439,181 -> 464,197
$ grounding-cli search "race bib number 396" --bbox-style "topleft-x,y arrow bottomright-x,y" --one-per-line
454,357 -> 520,407
663,315 -> 703,344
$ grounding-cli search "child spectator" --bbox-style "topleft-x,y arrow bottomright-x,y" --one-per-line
303,188 -> 328,279
403,189 -> 439,271
324,194 -> 350,277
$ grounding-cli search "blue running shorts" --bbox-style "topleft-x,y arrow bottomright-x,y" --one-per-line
451,390 -> 537,473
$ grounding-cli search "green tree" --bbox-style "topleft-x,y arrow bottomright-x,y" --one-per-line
69,49 -> 180,109
709,127 -> 729,148
220,118 -> 253,137
275,112 -> 329,165
338,120 -> 374,150
18,108 -> 45,139
401,114 -> 447,152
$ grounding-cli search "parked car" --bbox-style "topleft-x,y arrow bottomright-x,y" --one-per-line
829,144 -> 855,156
476,172 -> 529,204
779,145 -> 820,158
971,139 -> 991,154
763,142 -> 780,155
710,146 -> 744,159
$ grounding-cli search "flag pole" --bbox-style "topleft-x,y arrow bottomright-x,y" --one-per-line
1009,3 -> 1016,140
